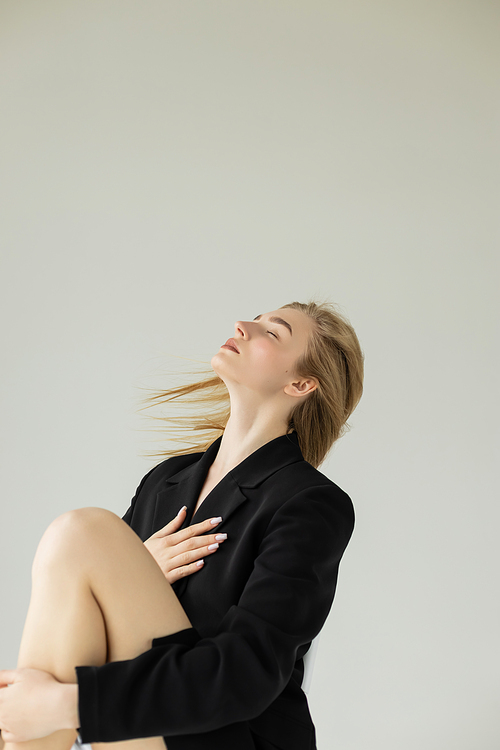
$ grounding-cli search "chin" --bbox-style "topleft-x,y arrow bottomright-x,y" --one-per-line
211,353 -> 236,387
211,352 -> 226,374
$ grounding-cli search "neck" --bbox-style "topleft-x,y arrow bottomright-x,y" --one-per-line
211,393 -> 290,477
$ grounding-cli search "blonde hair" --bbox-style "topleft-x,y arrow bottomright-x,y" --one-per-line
140,300 -> 364,468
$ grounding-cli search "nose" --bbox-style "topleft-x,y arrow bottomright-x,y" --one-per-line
234,321 -> 248,339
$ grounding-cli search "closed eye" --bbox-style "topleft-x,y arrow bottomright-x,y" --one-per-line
267,330 -> 278,339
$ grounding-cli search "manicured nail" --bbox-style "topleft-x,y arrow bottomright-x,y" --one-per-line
208,542 -> 219,550
196,559 -> 204,567
210,517 -> 222,525
215,534 -> 227,541
177,506 -> 187,516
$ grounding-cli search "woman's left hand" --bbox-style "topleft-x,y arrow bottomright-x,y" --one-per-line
0,668 -> 76,742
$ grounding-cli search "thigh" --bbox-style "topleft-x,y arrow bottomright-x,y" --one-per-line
42,507 -> 192,662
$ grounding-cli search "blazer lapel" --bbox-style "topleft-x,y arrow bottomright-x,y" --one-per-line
152,431 -> 305,535
152,437 -> 222,534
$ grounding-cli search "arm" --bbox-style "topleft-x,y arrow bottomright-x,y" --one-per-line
75,484 -> 355,743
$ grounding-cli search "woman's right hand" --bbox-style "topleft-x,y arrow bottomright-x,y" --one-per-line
143,507 -> 227,584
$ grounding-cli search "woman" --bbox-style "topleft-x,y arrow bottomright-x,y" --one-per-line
0,300 -> 364,750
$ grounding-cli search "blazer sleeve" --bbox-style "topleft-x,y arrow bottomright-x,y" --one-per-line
75,484 -> 355,743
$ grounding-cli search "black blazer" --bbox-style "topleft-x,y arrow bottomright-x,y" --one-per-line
75,431 -> 355,750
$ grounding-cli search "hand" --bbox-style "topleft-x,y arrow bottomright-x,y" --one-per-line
0,668 -> 77,743
144,507 -> 227,583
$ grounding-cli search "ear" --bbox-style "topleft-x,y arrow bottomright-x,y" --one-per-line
283,377 -> 318,400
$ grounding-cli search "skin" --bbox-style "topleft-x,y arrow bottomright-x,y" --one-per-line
208,307 -> 318,479
0,307 -> 317,750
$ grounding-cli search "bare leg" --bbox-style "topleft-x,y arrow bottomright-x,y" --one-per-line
5,507 -> 192,750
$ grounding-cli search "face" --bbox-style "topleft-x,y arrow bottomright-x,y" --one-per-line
211,307 -> 317,401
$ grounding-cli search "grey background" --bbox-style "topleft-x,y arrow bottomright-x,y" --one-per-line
0,1 -> 498,748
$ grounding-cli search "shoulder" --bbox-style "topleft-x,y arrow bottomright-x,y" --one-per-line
270,459 -> 354,513
261,459 -> 355,546
150,451 -> 202,479
132,451 -> 203,496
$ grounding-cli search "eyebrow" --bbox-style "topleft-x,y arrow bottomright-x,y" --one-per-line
253,314 -> 293,336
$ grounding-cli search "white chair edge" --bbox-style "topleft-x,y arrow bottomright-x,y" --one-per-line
301,633 -> 321,695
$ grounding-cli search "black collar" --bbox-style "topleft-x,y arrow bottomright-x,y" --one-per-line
154,431 -> 304,542
166,430 -> 304,490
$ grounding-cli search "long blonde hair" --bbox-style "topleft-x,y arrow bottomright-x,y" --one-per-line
140,300 -> 364,468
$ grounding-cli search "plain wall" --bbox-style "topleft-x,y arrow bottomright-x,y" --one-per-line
0,2 -> 498,748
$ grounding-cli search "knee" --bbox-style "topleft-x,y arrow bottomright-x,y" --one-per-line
33,507 -> 120,574
59,506 -> 119,531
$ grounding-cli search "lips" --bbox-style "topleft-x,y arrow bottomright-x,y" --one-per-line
221,338 -> 240,353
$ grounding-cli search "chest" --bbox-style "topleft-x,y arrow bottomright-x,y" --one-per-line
192,469 -> 226,516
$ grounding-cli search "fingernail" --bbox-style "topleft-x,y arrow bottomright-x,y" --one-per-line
196,559 -> 204,567
208,542 -> 219,550
215,533 -> 227,541
210,517 -> 222,525
177,506 -> 187,516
